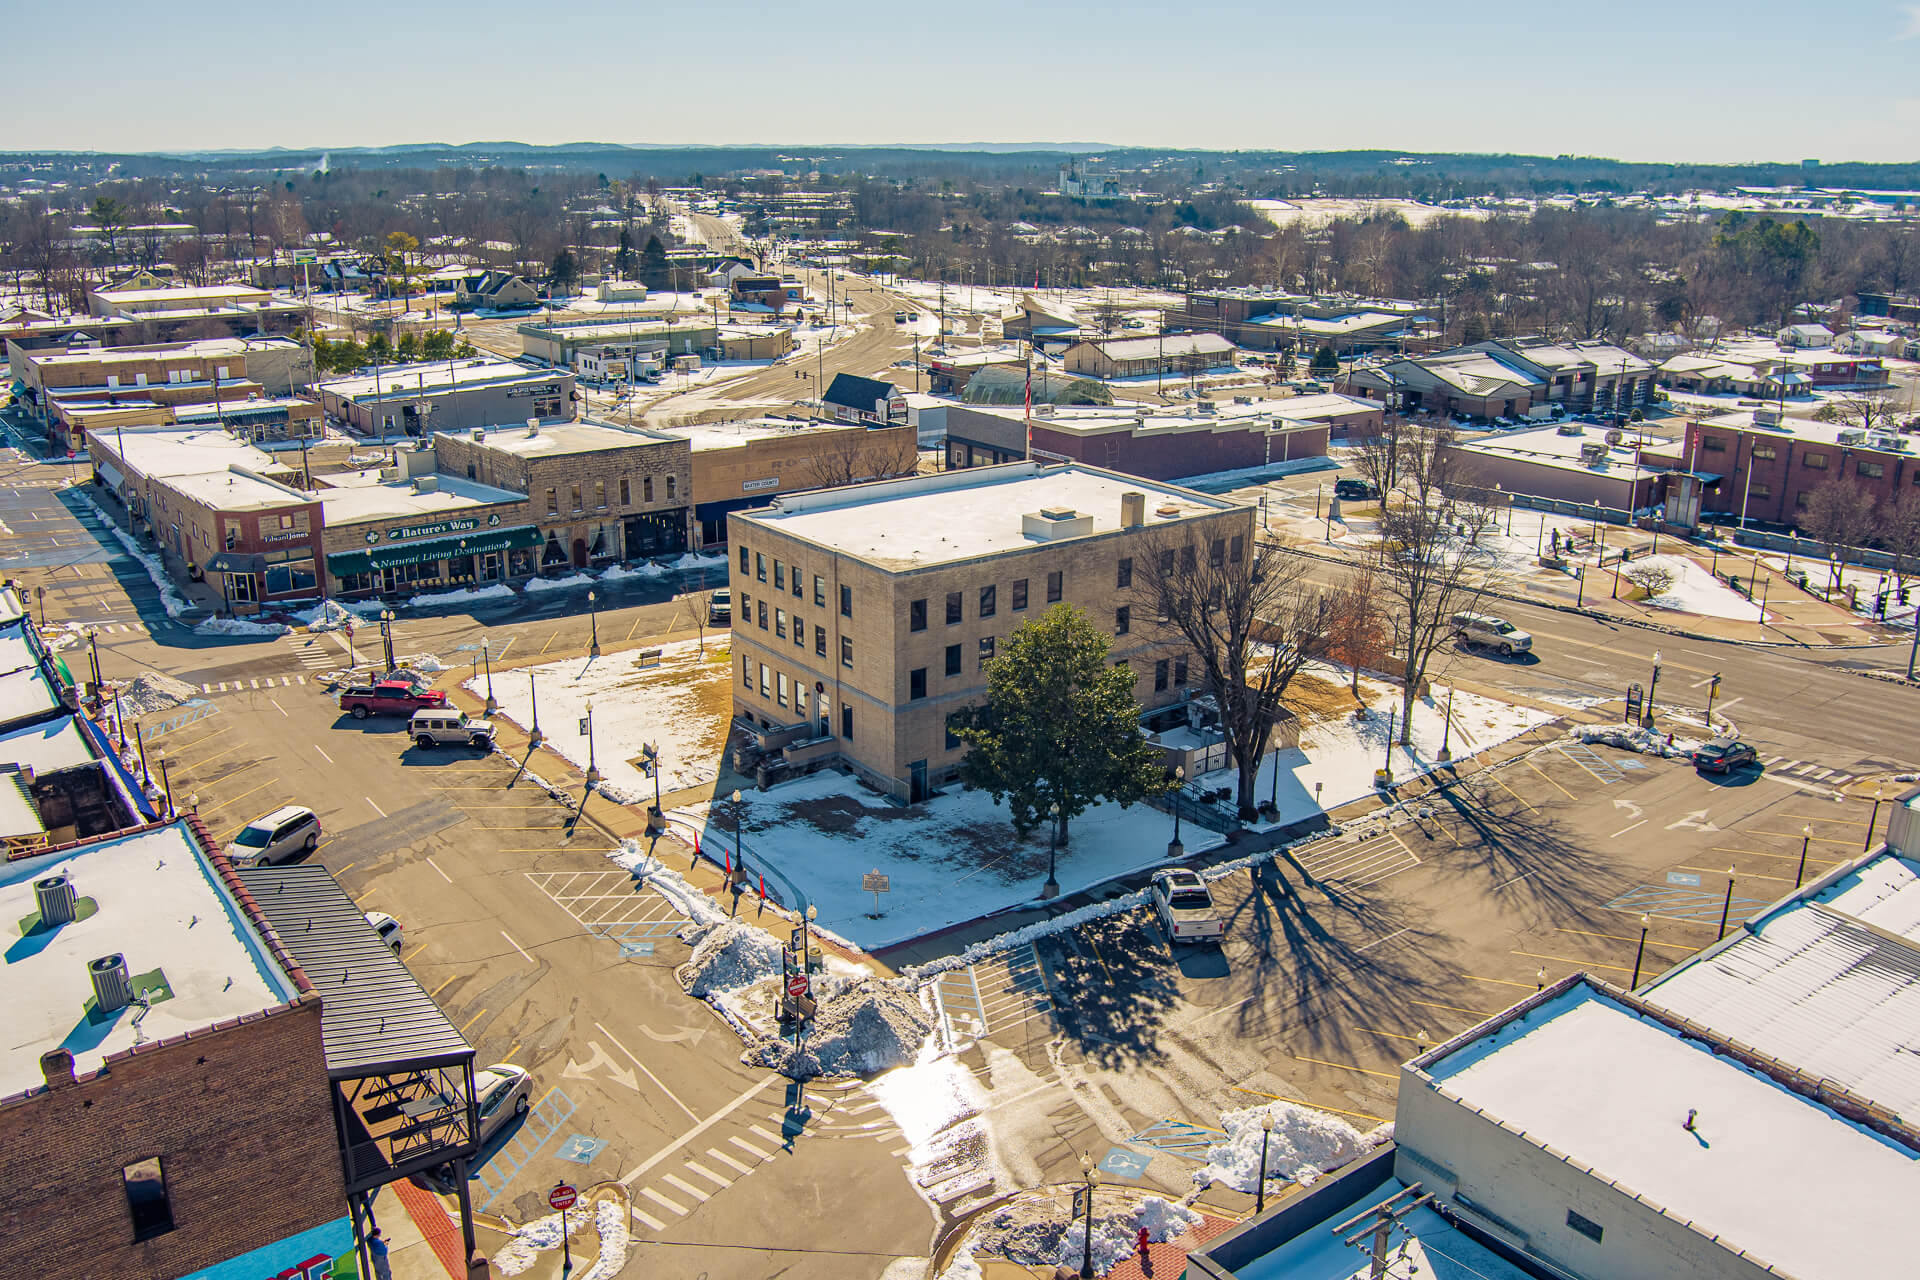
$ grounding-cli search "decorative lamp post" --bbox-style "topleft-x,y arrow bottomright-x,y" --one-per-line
1867,787 -> 1887,852
1255,1111 -> 1275,1213
1796,825 -> 1813,888
1437,686 -> 1456,763
1079,1154 -> 1098,1280
380,608 -> 396,672
1718,865 -> 1737,939
1641,650 -> 1662,729
587,589 -> 601,657
159,758 -> 175,818
1536,967 -> 1546,991
1630,914 -> 1651,988
731,789 -> 747,890
803,903 -> 818,973
528,670 -> 543,745
583,699 -> 600,785
481,638 -> 497,714
1167,767 -> 1186,858
1704,672 -> 1720,729
1042,800 -> 1062,900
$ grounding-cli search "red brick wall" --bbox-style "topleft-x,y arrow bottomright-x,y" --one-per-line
1030,422 -> 1321,482
0,997 -> 344,1280
1684,420 -> 1919,528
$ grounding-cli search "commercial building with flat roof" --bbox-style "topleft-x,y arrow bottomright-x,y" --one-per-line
0,817 -> 349,1279
943,397 -> 1332,482
314,356 -> 577,438
517,316 -> 717,367
727,462 -> 1253,800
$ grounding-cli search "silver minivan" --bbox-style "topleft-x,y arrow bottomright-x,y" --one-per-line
226,805 -> 321,866
410,710 -> 496,750
1451,611 -> 1533,656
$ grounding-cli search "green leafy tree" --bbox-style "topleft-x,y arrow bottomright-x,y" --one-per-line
1277,344 -> 1297,380
951,605 -> 1171,850
383,230 -> 423,313
420,328 -> 457,360
396,331 -> 420,359
365,332 -> 393,364
1309,344 -> 1340,379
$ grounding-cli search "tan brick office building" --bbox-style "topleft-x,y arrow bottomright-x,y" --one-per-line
432,418 -> 695,566
727,462 -> 1255,801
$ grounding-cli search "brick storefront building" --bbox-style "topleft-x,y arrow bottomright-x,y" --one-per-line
943,399 -> 1333,483
1678,409 -> 1920,528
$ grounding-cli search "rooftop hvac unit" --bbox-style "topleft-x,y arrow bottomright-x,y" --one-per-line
89,954 -> 131,1014
1556,422 -> 1584,436
412,476 -> 439,494
378,467 -> 402,482
34,874 -> 76,927
526,418 -> 540,437
471,427 -> 486,441
1838,429 -> 1866,446
1753,406 -> 1782,426
1196,401 -> 1217,415
1234,394 -> 1255,405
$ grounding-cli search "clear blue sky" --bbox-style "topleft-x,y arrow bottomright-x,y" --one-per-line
15,0 -> 1920,163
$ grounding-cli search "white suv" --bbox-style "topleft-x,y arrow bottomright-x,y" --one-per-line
1451,611 -> 1533,656
409,710 -> 496,750
226,805 -> 321,866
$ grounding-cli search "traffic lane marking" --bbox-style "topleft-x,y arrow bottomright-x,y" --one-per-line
1512,949 -> 1632,975
618,1074 -> 781,1187
1527,760 -> 1578,801
1290,1054 -> 1398,1081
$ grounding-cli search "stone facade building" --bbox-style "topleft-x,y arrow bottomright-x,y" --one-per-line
727,462 -> 1255,801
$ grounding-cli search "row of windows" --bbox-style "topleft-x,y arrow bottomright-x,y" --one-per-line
742,655 -> 853,738
738,593 -> 841,663
739,547 -> 853,617
542,475 -> 674,516
1706,437 -> 1915,483
902,643 -> 1186,701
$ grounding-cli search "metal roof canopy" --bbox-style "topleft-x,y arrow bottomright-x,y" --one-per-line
237,864 -> 472,1079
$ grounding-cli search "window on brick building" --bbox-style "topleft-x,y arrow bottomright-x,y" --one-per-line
793,616 -> 805,649
910,668 -> 927,700
1173,655 -> 1189,687
1859,460 -> 1886,479
123,1157 -> 174,1241
739,545 -> 749,573
1117,557 -> 1132,588
1749,484 -> 1771,501
546,488 -> 558,515
1210,538 -> 1225,568
946,591 -> 963,624
742,655 -> 751,687
1115,606 -> 1130,635
774,560 -> 785,590
757,600 -> 767,630
979,584 -> 996,618
595,480 -> 606,508
1158,548 -> 1175,576
1154,658 -> 1170,692
570,482 -> 582,511
644,476 -> 654,502
1751,444 -> 1776,461
1181,545 -> 1197,572
815,625 -> 826,656
759,664 -> 770,696
777,671 -> 789,707
791,569 -> 802,599
840,584 -> 853,618
1046,571 -> 1062,602
621,478 -> 631,505
978,636 -> 996,669
1701,435 -> 1726,453
814,574 -> 826,607
945,643 -> 962,676
842,705 -> 854,740
1795,490 -> 1811,510
1229,536 -> 1244,564
841,635 -> 854,668
756,553 -> 767,582
1011,578 -> 1028,610
1803,452 -> 1828,470
910,598 -> 927,632
775,608 -> 786,638
667,475 -> 677,500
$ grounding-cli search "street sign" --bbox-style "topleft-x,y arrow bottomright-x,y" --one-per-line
786,972 -> 810,999
578,716 -> 591,736
790,927 -> 806,953
1624,682 -> 1644,722
861,871 -> 890,893
548,1184 -> 578,1211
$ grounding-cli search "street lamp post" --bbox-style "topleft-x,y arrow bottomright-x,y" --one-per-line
381,609 -> 396,672
583,699 -> 600,785
1718,866 -> 1737,939
481,638 -> 496,714
1641,650 -> 1662,729
1630,914 -> 1651,987
1079,1155 -> 1097,1280
1041,800 -> 1062,900
1704,672 -> 1720,730
1866,787 -> 1887,852
159,758 -> 175,818
1796,825 -> 1814,888
1167,766 -> 1186,858
1436,686 -> 1456,763
731,788 -> 747,892
528,671 -> 543,745
1255,1112 -> 1275,1214
587,590 -> 601,657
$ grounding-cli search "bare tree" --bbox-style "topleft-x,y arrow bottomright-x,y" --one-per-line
1325,566 -> 1391,695
1812,390 -> 1902,435
1132,527 -> 1336,817
680,589 -> 713,656
1880,489 -> 1920,601
796,426 -> 919,491
1623,561 -> 1676,600
1799,477 -> 1876,590
1354,419 -> 1497,745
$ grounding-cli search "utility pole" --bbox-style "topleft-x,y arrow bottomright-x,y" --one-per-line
1334,1184 -> 1435,1279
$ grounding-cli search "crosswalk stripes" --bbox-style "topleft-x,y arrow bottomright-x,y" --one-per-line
627,1086 -> 841,1236
1758,754 -> 1861,786
284,634 -> 343,671
198,675 -> 309,694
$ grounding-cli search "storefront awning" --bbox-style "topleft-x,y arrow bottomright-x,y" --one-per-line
206,551 -> 267,574
98,461 -> 124,491
326,524 -> 541,576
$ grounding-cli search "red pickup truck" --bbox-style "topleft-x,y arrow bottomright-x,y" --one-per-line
339,680 -> 448,719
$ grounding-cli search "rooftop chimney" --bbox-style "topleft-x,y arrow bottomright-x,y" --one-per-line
1121,491 -> 1146,529
39,1049 -> 75,1090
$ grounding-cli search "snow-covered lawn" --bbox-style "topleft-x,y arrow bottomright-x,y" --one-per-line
472,635 -> 733,803
1624,554 -> 1766,621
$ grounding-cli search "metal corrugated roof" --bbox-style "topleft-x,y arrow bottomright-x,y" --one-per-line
1642,902 -> 1920,1123
237,864 -> 472,1079
1816,853 -> 1920,939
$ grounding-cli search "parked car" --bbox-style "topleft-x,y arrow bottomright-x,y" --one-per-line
1333,478 -> 1379,501
894,310 -> 909,324
340,680 -> 448,720
226,805 -> 321,867
1451,611 -> 1533,657
364,910 -> 404,955
708,587 -> 732,625
409,1064 -> 533,1193
1692,738 -> 1759,774
410,710 -> 495,750
1151,869 -> 1224,944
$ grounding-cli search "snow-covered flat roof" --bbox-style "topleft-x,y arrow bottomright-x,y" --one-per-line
0,822 -> 298,1098
1419,983 -> 1920,1279
1691,408 -> 1913,451
447,418 -> 678,458
162,467 -> 306,512
0,632 -> 39,677
1813,851 -> 1920,940
315,469 -> 525,525
87,425 -> 278,479
651,417 -> 831,451
1457,422 -> 1663,480
740,461 -> 1239,570
93,284 -> 267,305
0,590 -> 22,627
1226,1179 -> 1533,1280
0,715 -> 97,773
0,665 -> 61,730
315,357 -> 564,400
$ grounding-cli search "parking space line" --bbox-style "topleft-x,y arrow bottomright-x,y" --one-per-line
1554,927 -> 1692,953
1679,863 -> 1795,884
1487,773 -> 1538,813
1290,1054 -> 1397,1080
1230,1086 -> 1388,1124
1527,761 -> 1578,801
1744,830 -> 1857,846
1786,813 -> 1866,826
198,778 -> 272,815
1354,1024 -> 1426,1044
1466,973 -> 1537,989
1512,949 -> 1632,975
1711,846 -> 1843,867
500,930 -> 536,963
1409,997 -> 1490,1018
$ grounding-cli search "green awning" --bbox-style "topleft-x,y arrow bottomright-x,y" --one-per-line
327,525 -> 541,575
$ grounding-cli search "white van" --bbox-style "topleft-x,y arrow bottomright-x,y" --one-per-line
409,710 -> 496,750
226,805 -> 321,867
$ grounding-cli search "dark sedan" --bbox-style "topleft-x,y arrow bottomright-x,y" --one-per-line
1334,478 -> 1380,500
1692,738 -> 1759,774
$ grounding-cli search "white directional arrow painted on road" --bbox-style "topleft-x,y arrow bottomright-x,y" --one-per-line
1665,809 -> 1721,834
637,1023 -> 709,1047
562,1041 -> 640,1092
1612,798 -> 1644,820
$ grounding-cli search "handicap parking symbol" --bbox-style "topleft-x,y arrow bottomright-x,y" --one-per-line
1666,871 -> 1702,887
1098,1146 -> 1152,1179
556,1134 -> 608,1164
619,940 -> 654,958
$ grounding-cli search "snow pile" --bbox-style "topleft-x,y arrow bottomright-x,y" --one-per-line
968,1194 -> 1201,1277
1194,1100 -> 1366,1192
1573,723 -> 1703,759
905,888 -> 1154,982
596,562 -> 667,583
680,918 -> 784,999
194,616 -> 291,637
292,599 -> 373,632
745,974 -> 933,1079
607,840 -> 727,927
407,582 -> 515,607
491,1199 -> 627,1279
46,625 -> 86,652
936,1244 -> 983,1280
398,653 -> 447,673
526,572 -> 594,592
113,671 -> 197,716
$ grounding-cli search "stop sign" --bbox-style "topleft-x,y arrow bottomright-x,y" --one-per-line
786,972 -> 809,999
548,1184 -> 578,1212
